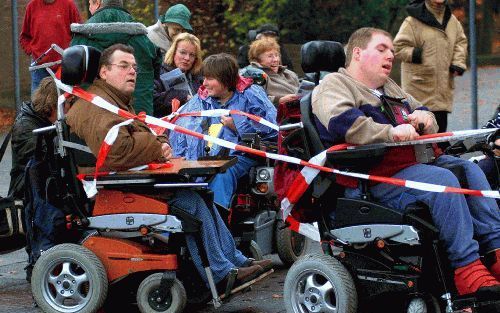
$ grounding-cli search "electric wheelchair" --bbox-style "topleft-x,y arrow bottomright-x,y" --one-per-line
282,41 -> 500,313
26,45 -> 270,313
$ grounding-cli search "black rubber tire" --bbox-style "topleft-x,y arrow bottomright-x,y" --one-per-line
137,273 -> 186,313
276,220 -> 312,266
31,243 -> 108,313
284,253 -> 357,313
239,239 -> 264,261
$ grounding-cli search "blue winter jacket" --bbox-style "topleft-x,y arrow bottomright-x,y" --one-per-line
170,83 -> 277,160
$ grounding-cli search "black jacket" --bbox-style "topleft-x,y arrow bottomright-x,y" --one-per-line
8,102 -> 51,199
153,64 -> 203,117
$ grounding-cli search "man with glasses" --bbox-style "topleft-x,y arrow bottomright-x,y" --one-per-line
66,44 -> 269,291
71,0 -> 160,116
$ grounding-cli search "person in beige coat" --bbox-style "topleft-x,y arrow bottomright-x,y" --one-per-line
394,0 -> 467,132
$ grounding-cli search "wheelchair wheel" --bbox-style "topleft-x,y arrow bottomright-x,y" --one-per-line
407,296 -> 442,313
276,220 -> 313,266
31,243 -> 108,313
284,253 -> 357,313
137,273 -> 186,313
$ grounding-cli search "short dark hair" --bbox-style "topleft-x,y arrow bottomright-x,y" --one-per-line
202,53 -> 239,91
98,43 -> 135,71
32,77 -> 58,119
345,27 -> 392,66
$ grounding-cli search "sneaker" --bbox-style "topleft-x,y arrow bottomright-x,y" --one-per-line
454,259 -> 499,295
484,249 -> 500,281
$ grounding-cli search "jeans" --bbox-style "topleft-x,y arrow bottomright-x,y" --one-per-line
345,155 -> 500,268
30,67 -> 50,95
168,189 -> 248,284
209,155 -> 259,209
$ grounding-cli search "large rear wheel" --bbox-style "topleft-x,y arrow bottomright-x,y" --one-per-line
31,243 -> 108,313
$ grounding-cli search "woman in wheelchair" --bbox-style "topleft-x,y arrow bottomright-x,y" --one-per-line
65,44 -> 269,291
311,27 -> 500,296
170,53 -> 278,211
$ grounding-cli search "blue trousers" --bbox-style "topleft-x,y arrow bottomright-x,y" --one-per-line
30,67 -> 50,95
168,189 -> 248,284
346,155 -> 500,268
209,155 -> 258,209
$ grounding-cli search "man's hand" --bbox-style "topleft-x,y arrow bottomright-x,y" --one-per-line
407,110 -> 433,134
161,143 -> 173,160
391,124 -> 419,142
221,115 -> 236,131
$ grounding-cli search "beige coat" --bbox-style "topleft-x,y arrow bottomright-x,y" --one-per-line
66,79 -> 167,171
394,14 -> 467,112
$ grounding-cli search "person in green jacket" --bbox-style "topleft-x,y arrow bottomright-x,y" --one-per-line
71,0 -> 160,115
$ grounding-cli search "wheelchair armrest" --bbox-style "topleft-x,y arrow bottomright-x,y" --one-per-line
326,144 -> 386,171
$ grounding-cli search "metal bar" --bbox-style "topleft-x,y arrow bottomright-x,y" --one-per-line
12,0 -> 21,110
469,1 -> 478,129
154,0 -> 159,21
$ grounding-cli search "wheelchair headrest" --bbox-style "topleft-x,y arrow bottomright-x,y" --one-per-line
61,45 -> 101,86
301,41 -> 345,73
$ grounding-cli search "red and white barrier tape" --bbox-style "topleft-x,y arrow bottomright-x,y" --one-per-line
55,79 -> 500,241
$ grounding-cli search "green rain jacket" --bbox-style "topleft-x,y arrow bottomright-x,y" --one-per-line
70,6 -> 160,115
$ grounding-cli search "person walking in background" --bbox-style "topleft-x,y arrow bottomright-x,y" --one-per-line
394,0 -> 467,133
147,4 -> 193,55
153,33 -> 203,117
19,0 -> 81,94
237,23 -> 294,70
71,0 -> 159,116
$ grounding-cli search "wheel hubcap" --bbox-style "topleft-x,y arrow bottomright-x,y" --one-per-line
148,289 -> 172,312
292,270 -> 338,313
43,260 -> 91,312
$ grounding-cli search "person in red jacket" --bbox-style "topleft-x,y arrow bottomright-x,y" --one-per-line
19,0 -> 81,94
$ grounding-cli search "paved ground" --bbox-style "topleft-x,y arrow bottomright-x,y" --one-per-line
0,67 -> 498,312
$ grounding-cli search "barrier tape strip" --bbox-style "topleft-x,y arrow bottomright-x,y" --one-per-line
55,79 -> 500,241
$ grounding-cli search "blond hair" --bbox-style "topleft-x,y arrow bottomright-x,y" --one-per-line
164,33 -> 203,75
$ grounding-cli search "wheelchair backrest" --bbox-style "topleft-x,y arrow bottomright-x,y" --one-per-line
301,40 -> 345,84
300,94 -> 325,157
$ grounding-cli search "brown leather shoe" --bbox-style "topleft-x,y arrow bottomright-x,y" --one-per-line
250,259 -> 273,271
237,264 -> 263,281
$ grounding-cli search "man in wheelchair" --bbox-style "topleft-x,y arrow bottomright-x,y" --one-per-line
65,44 -> 266,291
311,27 -> 500,296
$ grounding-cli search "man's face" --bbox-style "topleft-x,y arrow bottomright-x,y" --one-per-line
356,33 -> 394,87
99,50 -> 137,96
163,23 -> 186,40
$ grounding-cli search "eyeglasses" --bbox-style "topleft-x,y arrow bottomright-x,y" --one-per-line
177,49 -> 196,60
109,63 -> 138,72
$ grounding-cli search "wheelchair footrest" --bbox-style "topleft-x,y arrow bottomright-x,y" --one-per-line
453,286 -> 500,313
219,269 -> 274,300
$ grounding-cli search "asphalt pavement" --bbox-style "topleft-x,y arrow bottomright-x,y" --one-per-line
0,66 -> 498,313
